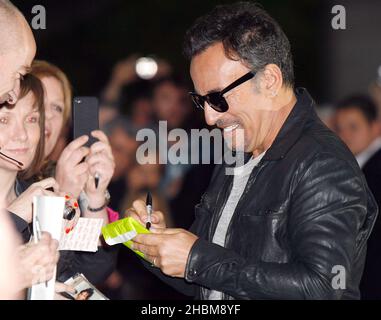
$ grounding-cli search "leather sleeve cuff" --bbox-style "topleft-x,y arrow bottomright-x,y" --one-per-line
185,237 -> 238,284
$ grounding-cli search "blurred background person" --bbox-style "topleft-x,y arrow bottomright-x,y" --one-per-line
118,79 -> 156,130
368,66 -> 381,119
103,117 -> 139,212
335,95 -> 381,168
99,55 -> 173,128
334,94 -> 381,300
101,55 -> 173,107
121,152 -> 172,226
151,76 -> 194,199
149,76 -> 215,229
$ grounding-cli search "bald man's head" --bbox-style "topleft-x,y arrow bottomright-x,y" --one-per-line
0,0 -> 36,106
0,0 -> 22,54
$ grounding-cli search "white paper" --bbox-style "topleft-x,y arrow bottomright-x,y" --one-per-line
58,218 -> 103,252
29,196 -> 65,300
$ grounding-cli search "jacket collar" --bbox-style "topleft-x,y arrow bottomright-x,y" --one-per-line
262,87 -> 316,161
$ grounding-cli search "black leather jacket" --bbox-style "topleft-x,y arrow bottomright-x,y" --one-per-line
146,88 -> 378,300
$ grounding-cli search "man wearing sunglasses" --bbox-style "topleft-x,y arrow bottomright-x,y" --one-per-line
129,2 -> 378,300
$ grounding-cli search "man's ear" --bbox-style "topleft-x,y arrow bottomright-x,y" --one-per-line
260,64 -> 283,98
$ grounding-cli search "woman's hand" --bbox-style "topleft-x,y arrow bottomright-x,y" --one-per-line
55,135 -> 90,199
84,130 -> 115,208
61,195 -> 81,234
7,178 -> 59,223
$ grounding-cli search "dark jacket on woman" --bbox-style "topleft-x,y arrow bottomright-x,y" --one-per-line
143,88 -> 378,300
9,178 -> 117,285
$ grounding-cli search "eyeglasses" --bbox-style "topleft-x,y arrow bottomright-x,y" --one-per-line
189,71 -> 255,113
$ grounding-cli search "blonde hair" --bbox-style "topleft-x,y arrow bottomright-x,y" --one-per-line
31,60 -> 72,124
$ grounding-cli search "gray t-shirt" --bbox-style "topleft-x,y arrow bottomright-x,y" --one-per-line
207,151 -> 266,300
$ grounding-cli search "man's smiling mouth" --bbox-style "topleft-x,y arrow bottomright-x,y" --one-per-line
222,124 -> 240,133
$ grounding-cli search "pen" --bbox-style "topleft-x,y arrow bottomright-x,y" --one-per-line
35,217 -> 48,288
146,191 -> 152,230
34,217 -> 42,244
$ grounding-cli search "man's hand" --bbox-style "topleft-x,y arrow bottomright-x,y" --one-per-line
131,228 -> 198,277
7,178 -> 59,223
55,135 -> 90,199
125,199 -> 166,229
16,232 -> 60,289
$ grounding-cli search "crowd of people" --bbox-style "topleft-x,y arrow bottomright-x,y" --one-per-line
95,58 -> 215,299
0,0 -> 214,300
1,0 -> 381,300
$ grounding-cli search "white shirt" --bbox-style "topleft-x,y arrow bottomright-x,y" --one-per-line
355,137 -> 381,169
207,151 -> 266,300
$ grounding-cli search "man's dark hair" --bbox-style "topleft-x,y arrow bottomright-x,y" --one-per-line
183,2 -> 294,87
336,94 -> 378,123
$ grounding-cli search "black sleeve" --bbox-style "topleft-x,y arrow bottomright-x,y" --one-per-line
57,245 -> 119,285
8,211 -> 31,243
141,259 -> 197,297
183,153 -> 370,299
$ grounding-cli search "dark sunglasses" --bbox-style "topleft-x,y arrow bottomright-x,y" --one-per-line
189,71 -> 255,113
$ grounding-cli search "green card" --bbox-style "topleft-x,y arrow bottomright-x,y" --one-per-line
102,217 -> 151,259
